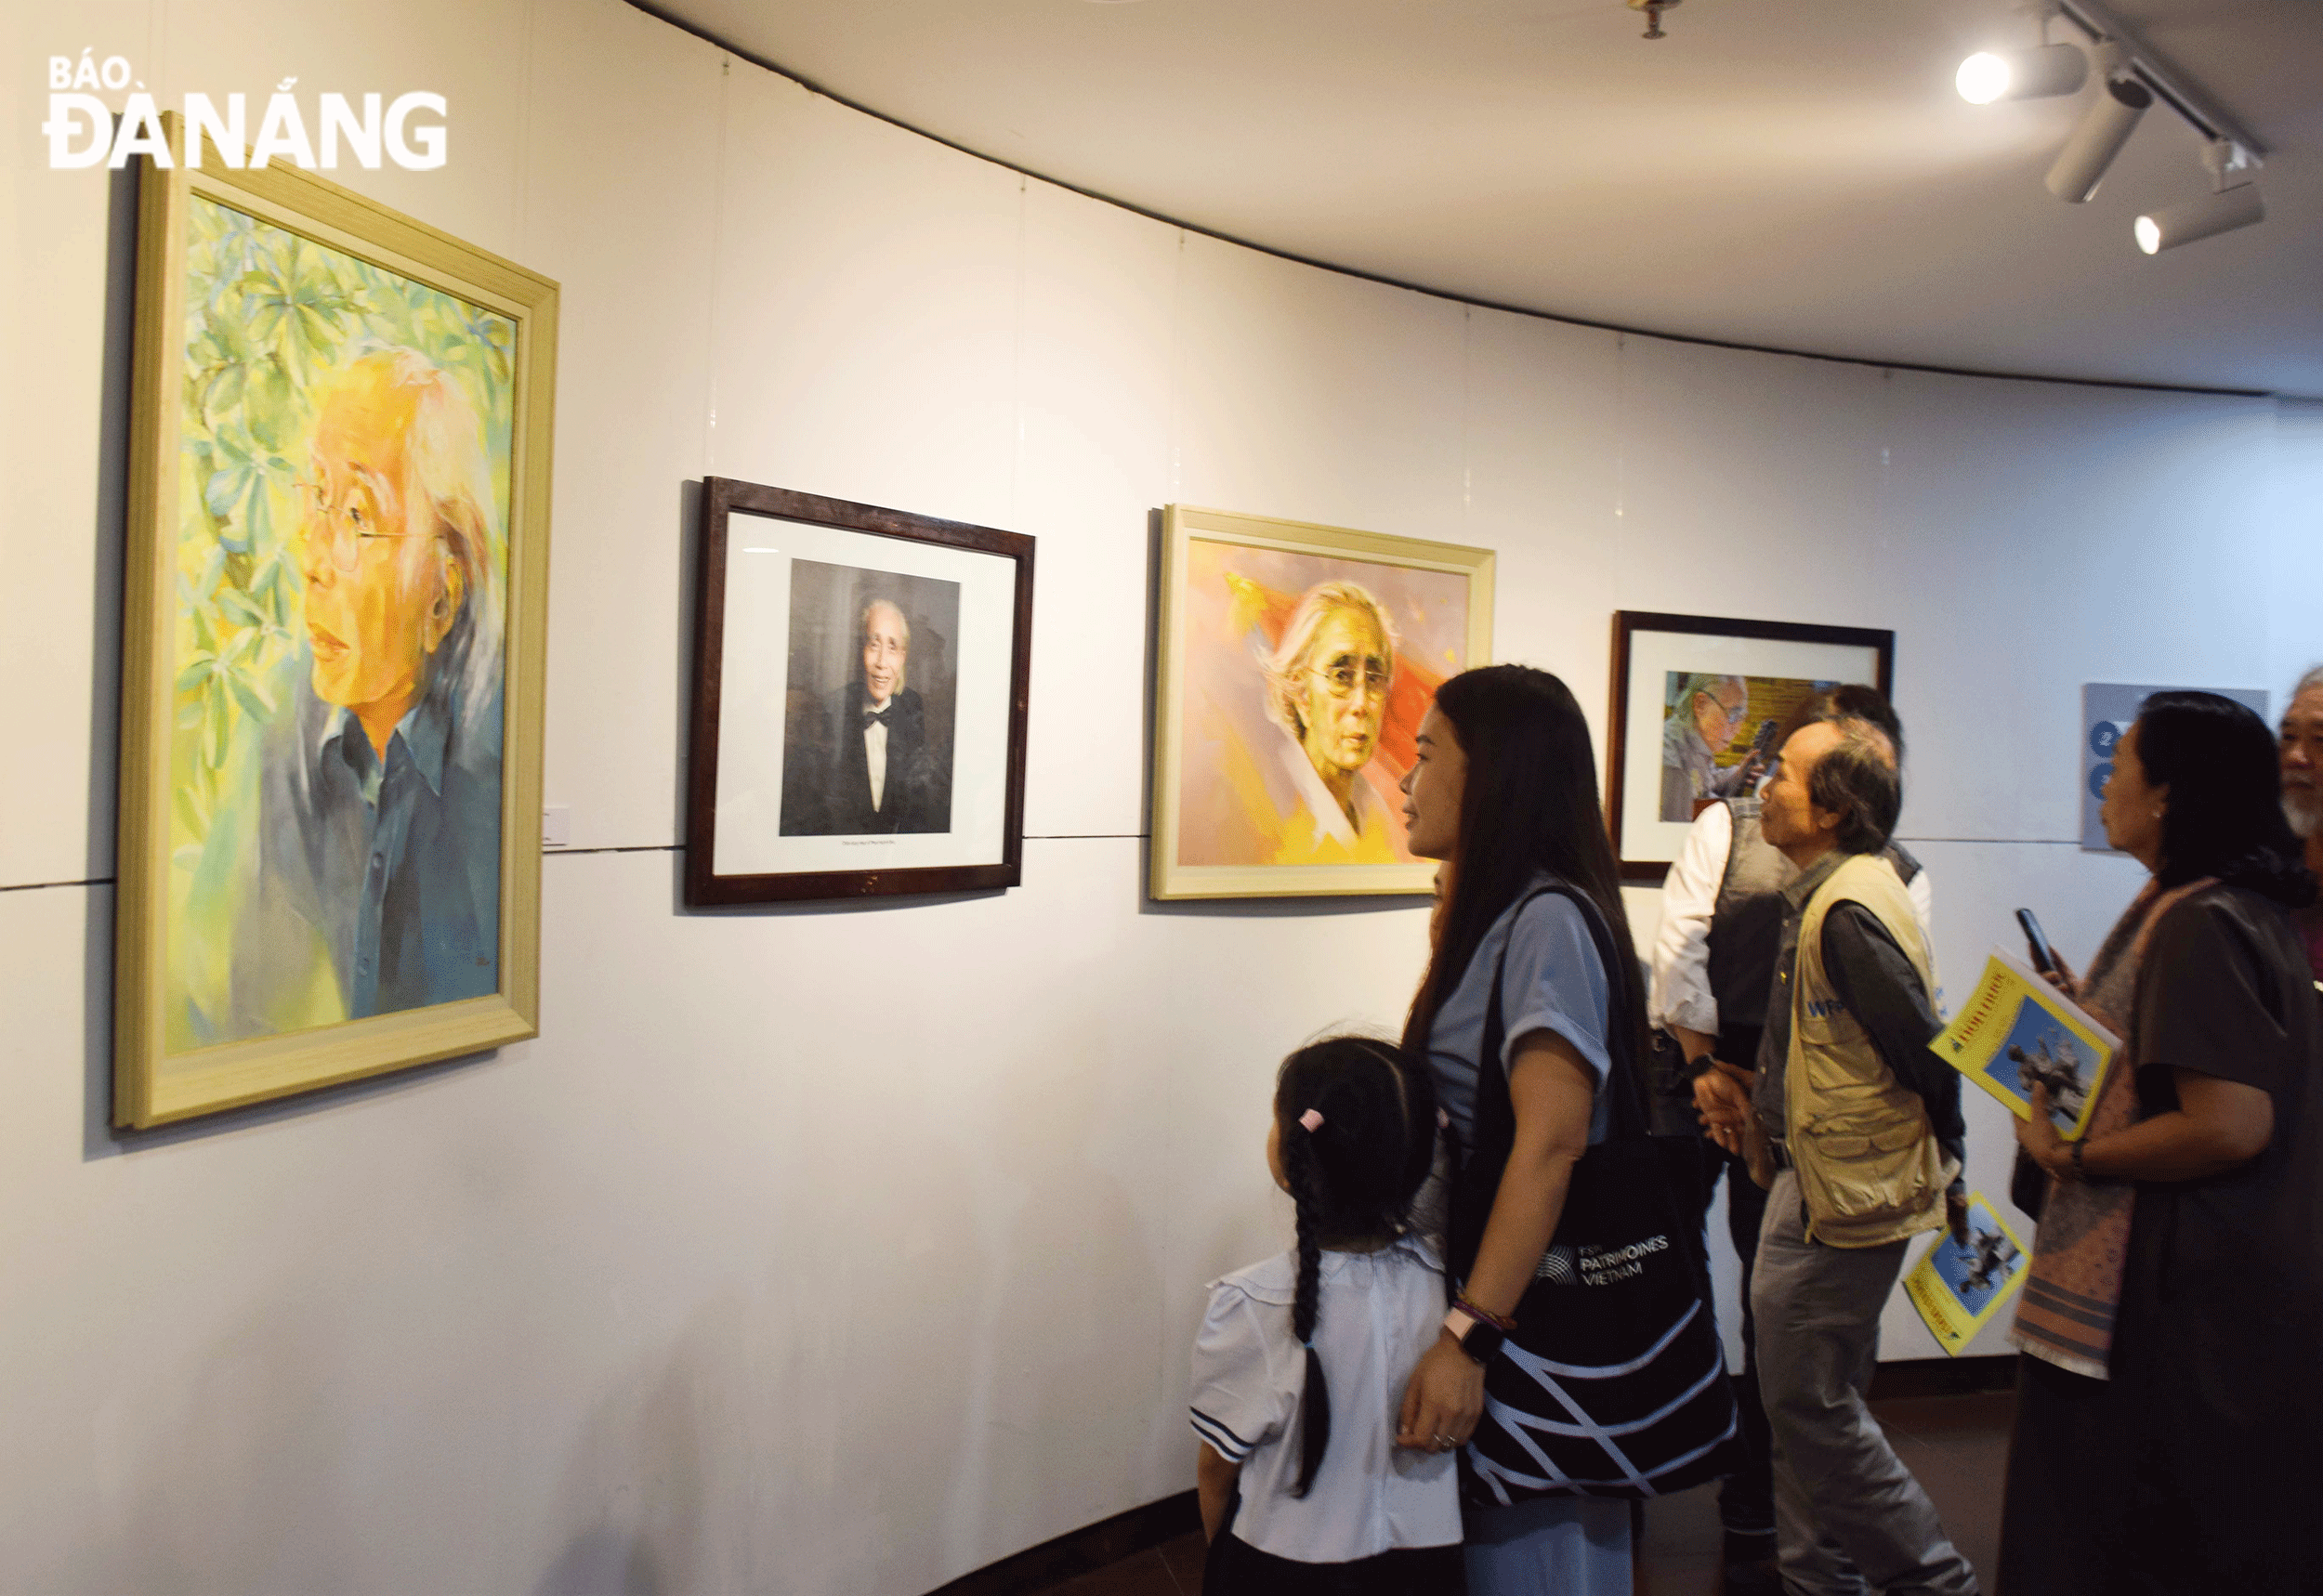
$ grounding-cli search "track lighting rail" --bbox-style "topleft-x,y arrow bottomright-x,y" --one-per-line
2052,0 -> 2266,163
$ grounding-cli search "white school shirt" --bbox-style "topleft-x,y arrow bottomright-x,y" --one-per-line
1647,801 -> 1938,1037
1188,1234 -> 1461,1563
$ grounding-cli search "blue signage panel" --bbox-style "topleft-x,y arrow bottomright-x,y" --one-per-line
2081,683 -> 2270,851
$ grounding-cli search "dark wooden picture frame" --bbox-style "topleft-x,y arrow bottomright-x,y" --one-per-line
1607,610 -> 1894,883
685,477 -> 1034,905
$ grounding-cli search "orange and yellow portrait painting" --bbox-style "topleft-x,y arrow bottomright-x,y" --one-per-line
1152,508 -> 1492,899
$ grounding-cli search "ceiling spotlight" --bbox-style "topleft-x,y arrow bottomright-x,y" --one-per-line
2135,137 -> 2264,254
1956,44 -> 2088,105
2045,75 -> 2152,202
2134,184 -> 2264,255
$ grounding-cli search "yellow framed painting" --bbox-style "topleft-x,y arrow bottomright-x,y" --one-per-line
1150,506 -> 1492,900
114,117 -> 558,1126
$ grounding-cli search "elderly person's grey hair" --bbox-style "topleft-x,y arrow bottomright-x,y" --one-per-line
2295,664 -> 2323,701
1261,582 -> 1398,740
1807,717 -> 1902,855
1672,672 -> 1748,719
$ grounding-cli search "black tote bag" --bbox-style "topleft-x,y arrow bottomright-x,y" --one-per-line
1447,882 -> 1741,1507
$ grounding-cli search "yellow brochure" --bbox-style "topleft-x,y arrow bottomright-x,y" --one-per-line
1927,948 -> 2120,1141
1904,1193 -> 2028,1356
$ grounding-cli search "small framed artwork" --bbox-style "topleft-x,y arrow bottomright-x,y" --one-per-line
115,115 -> 558,1128
1608,611 -> 1894,882
1151,505 -> 1493,900
685,478 -> 1034,906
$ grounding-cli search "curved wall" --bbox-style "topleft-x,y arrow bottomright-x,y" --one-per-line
4,0 -> 2320,1589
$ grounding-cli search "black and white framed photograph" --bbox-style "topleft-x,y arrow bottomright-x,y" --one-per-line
685,479 -> 1033,905
1607,610 -> 1893,882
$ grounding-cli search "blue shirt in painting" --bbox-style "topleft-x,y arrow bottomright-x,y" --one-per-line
230,671 -> 502,1033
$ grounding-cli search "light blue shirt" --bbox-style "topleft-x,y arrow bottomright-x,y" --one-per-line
1425,884 -> 1616,1150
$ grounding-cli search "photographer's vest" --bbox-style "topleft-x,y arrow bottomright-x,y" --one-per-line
1712,798 -> 1925,1031
1707,799 -> 1795,1032
1786,852 -> 1954,1249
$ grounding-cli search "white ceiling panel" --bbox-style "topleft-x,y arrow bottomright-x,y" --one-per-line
641,0 -> 2323,394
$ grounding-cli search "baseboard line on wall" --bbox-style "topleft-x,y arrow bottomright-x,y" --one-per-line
920,1362 -> 2013,1592
1869,1355 -> 2018,1401
620,0 -> 2274,403
924,1491 -> 1200,1596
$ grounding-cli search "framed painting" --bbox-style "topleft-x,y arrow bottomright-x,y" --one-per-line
115,116 -> 558,1127
685,478 -> 1034,906
1151,506 -> 1493,900
1608,611 -> 1893,882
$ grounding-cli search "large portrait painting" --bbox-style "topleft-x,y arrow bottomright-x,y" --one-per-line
115,118 -> 557,1127
1608,612 -> 1892,881
1151,506 -> 1493,900
685,479 -> 1033,905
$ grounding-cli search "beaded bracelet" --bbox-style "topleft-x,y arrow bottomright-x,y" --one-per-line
1453,1293 -> 1516,1333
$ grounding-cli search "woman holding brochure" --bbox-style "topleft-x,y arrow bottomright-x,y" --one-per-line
1998,692 -> 2323,1596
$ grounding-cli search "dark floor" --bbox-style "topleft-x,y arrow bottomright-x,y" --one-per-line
1035,1391 -> 2012,1595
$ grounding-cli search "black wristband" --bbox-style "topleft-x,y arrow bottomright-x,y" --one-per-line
1455,1317 -> 1505,1367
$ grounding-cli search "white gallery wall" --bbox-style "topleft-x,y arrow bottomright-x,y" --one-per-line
5,0 -> 2322,1589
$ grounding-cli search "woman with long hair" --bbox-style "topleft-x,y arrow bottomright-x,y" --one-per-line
2000,691 -> 2323,1595
1394,664 -> 1651,1592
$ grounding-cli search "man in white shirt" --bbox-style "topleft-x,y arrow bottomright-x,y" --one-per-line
1648,685 -> 1933,1596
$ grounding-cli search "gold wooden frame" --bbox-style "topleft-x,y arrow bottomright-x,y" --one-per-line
115,119 -> 558,1126
1149,505 -> 1493,901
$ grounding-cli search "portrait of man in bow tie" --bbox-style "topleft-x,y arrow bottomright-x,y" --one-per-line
780,568 -> 957,836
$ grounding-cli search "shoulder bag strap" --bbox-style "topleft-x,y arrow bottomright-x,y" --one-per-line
1454,882 -> 1646,1279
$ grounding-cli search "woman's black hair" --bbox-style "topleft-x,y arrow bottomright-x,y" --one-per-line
1401,665 -> 1653,1070
2133,691 -> 2316,907
1273,1035 -> 1439,1498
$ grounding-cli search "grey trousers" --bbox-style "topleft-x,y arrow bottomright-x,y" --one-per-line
1751,1171 -> 1978,1596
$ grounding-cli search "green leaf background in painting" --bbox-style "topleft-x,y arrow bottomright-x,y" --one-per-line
201,676 -> 231,769
223,666 -> 274,722
170,195 -> 517,855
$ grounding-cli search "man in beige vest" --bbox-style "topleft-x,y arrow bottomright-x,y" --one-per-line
1741,716 -> 1977,1596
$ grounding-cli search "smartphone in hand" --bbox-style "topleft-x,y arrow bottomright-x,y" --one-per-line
2015,908 -> 2057,976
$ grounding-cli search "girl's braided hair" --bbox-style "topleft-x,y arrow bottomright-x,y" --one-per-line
1274,1035 -> 1440,1497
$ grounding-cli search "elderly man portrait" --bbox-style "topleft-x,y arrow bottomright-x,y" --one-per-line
1662,672 -> 1767,822
1698,712 -> 1978,1596
2282,664 -> 2323,978
183,347 -> 506,1043
1255,580 -> 1401,864
781,597 -> 947,836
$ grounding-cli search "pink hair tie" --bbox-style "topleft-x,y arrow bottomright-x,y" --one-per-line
1299,1108 -> 1325,1132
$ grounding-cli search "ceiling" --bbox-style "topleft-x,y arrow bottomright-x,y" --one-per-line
647,0 -> 2323,396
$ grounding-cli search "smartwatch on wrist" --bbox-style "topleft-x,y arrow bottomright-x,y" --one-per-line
1443,1306 -> 1505,1367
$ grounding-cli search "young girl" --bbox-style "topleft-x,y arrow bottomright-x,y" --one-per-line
1190,1036 -> 1465,1594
